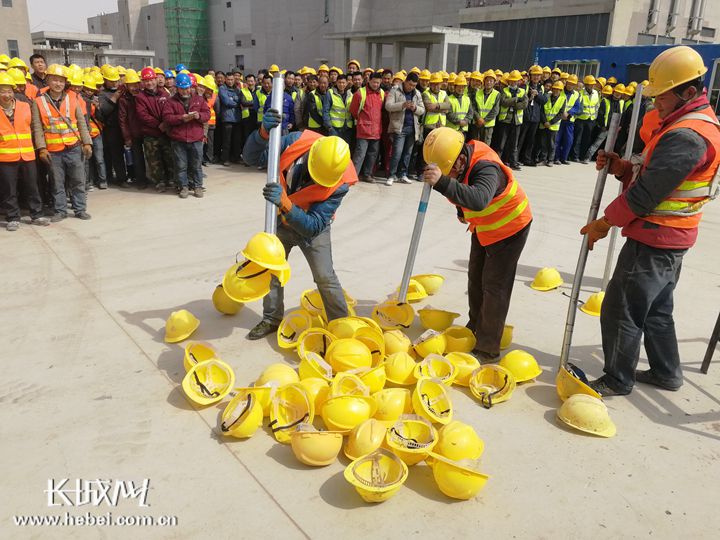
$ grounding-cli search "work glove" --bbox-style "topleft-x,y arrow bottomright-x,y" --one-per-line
82,144 -> 93,160
595,150 -> 627,176
263,183 -> 292,213
262,108 -> 282,132
580,217 -> 612,251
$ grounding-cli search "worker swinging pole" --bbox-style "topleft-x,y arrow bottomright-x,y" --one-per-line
397,182 -> 433,302
264,72 -> 285,235
558,112 -> 621,370
600,84 -> 645,290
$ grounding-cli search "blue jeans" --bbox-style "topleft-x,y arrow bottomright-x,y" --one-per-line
171,140 -> 203,188
555,121 -> 574,161
50,145 -> 86,215
352,138 -> 380,177
389,125 -> 415,177
600,239 -> 687,392
84,136 -> 106,187
262,225 -> 348,324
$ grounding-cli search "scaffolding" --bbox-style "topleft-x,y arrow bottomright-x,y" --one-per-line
164,0 -> 210,71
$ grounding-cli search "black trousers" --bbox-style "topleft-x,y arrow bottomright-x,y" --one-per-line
0,160 -> 43,220
221,123 -> 243,163
518,121 -> 539,164
214,121 -> 223,161
240,117 -> 257,160
571,118 -> 594,160
496,122 -> 521,166
468,224 -> 530,355
102,127 -> 127,183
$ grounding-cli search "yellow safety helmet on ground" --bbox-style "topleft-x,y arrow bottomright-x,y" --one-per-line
212,283 -> 243,315
298,351 -> 334,382
344,448 -> 408,503
418,307 -> 460,332
123,69 -> 141,85
290,423 -> 343,466
426,453 -> 489,500
443,326 -> 476,353
499,350 -> 542,383
445,352 -> 480,386
601,85 -> 614,97
396,279 -> 427,302
344,418 -> 387,459
353,327 -> 385,367
222,259 -> 273,303
372,388 -> 412,426
383,329 -> 413,356
555,362 -> 601,402
507,69 -> 522,82
296,328 -> 336,362
269,383 -> 315,443
414,354 -> 457,386
414,331 -> 447,358
423,126 -> 465,175
182,359 -> 235,406
183,341 -> 217,372
238,385 -> 275,417
329,372 -> 370,398
371,299 -> 414,330
583,75 -> 596,86
531,267 -> 563,291
429,72 -> 443,84
412,378 -> 453,425
556,394 -> 616,437
386,415 -> 438,466
101,65 -> 120,81
6,68 -> 25,86
500,324 -> 513,349
164,309 -> 199,343
277,310 -> 313,349
46,64 -> 68,79
326,338 -> 372,372
326,316 -> 370,339
220,390 -> 263,438
383,351 -> 418,386
469,365 -> 516,408
321,394 -> 377,432
308,136 -> 350,187
298,377 -> 330,411
581,291 -> 604,316
356,364 -> 387,393
436,421 -> 484,461
241,232 -> 289,271
411,273 -> 444,294
256,363 -> 299,387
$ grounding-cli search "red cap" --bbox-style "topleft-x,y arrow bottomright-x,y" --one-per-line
140,67 -> 157,81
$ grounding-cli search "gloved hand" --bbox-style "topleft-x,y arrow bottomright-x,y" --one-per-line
596,150 -> 627,175
82,144 -> 93,159
580,217 -> 612,250
263,183 -> 292,213
262,108 -> 282,132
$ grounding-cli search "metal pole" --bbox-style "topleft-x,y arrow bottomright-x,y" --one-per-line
264,73 -> 285,235
601,84 -> 644,290
397,182 -> 433,303
558,113 -> 621,370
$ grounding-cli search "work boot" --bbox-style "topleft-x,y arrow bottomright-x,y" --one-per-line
471,349 -> 500,365
156,182 -> 166,193
580,159 -> 590,164
194,187 -> 204,198
634,369 -> 682,391
545,161 -> 553,167
588,376 -> 631,397
31,217 -> 50,226
247,320 -> 279,341
6,220 -> 19,232
50,213 -> 66,223
359,175 -> 374,183
98,182 -> 108,189
179,187 -> 189,199
75,211 -> 92,220
560,160 -> 570,165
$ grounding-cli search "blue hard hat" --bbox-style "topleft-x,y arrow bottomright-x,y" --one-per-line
175,63 -> 187,72
164,70 -> 174,79
175,73 -> 192,89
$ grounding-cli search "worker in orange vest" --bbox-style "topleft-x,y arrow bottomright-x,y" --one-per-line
242,108 -> 358,340
197,75 -> 218,165
423,126 -> 532,362
582,46 -> 720,396
31,64 -> 93,222
0,72 -> 49,231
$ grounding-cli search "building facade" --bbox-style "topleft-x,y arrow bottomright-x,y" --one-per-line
0,0 -> 34,60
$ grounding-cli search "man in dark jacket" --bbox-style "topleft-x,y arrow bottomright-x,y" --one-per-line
162,73 -> 210,198
96,67 -> 128,186
218,72 -> 242,166
118,72 -> 148,188
136,67 -> 174,191
518,66 -> 547,166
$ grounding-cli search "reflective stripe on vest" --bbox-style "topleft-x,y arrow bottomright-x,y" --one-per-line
208,93 -> 217,126
577,90 -> 599,121
0,100 -> 35,162
564,90 -> 580,123
456,141 -> 533,246
447,94 -> 471,132
256,90 -> 268,123
541,93 -> 566,132
498,87 -> 526,124
328,89 -> 347,128
474,89 -> 499,128
638,109 -> 720,229
345,93 -> 354,128
423,89 -> 447,127
36,92 -> 80,152
240,88 -> 253,119
599,97 -> 611,128
308,90 -> 324,129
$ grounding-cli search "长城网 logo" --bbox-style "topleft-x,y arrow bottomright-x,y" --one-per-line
44,479 -> 151,507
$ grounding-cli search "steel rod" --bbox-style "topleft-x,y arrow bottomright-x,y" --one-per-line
264,73 -> 285,235
398,182 -> 433,303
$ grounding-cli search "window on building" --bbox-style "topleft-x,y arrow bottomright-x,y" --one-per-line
636,32 -> 657,45
656,35 -> 674,45
701,27 -> 715,39
236,40 -> 242,47
147,15 -> 151,21
235,55 -> 244,70
2,0 -> 13,8
6,39 -> 18,58
226,1 -> 232,7
553,61 -> 599,80
223,20 -> 226,32
251,39 -> 256,46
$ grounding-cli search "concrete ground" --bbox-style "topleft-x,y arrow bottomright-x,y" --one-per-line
2,159 -> 719,540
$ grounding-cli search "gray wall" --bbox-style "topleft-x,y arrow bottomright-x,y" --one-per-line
0,0 -> 34,61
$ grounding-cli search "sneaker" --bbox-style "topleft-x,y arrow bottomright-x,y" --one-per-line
510,164 -> 522,171
553,160 -> 561,165
119,181 -> 132,188
50,213 -> 66,223
75,211 -> 92,220
223,161 -> 231,167
634,369 -> 682,391
194,187 -> 204,198
87,184 -> 95,192
546,161 -> 553,167
398,175 -> 412,184
6,220 -> 19,232
247,320 -> 280,341
155,182 -> 166,193
31,217 -> 50,226
179,187 -> 189,199
471,349 -> 500,365
580,159 -> 590,164
359,175 -> 374,183
385,175 -> 396,186
98,183 -> 108,190
588,376 -> 631,397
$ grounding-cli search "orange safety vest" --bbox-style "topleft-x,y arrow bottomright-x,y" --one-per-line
208,93 -> 217,126
0,100 -> 35,162
24,83 -> 39,100
278,130 -> 358,211
76,97 -> 102,138
638,106 -> 720,229
456,141 -> 532,246
35,92 -> 81,152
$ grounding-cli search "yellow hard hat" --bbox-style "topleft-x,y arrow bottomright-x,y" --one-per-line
418,308 -> 460,332
46,64 -> 68,79
607,76 -> 617,85
200,74 -> 217,92
529,65 -> 544,75
435,420 -> 484,460
386,416 -> 438,465
414,332 -> 447,358
6,68 -> 25,86
494,69 -> 503,77
212,283 -> 243,315
583,75 -> 596,86
499,350 -> 542,383
581,291 -> 605,316
344,448 -> 408,503
222,260 -> 272,303
256,363 -> 299,387
298,351 -> 334,382
220,390 -> 264,438
182,341 -> 217,372
443,326 -> 476,354
597,76 -> 607,86
560,72 -> 569,80
556,394 -> 616,437
326,316 -> 371,339
297,328 -> 336,364
298,377 -> 330,411
164,309 -> 199,343
325,338 -> 372,372
453,75 -> 468,87
555,362 -> 601,402
344,418 -> 387,460
383,330 -> 412,356
25,71 -> 32,81
469,365 -> 516,408
482,69 -> 496,81
116,65 -> 126,75
0,72 -> 14,87
182,359 -> 235,406
100,65 -> 120,81
412,377 -> 453,425
448,73 -> 457,84
423,126 -> 465,175
371,299 -> 415,330
641,79 -> 649,86
152,66 -> 163,75
470,70 -> 483,81
600,85 -> 613,96
269,64 -> 280,73
567,74 -> 579,85
393,71 -> 405,82
318,64 -> 329,72
277,310 -> 313,349
269,383 -> 315,443
426,452 -> 489,500
531,267 -> 563,291
627,80 -> 638,88
613,83 -> 626,94
507,69 -> 522,82
321,394 -> 377,432
329,372 -> 370,399
444,352 -> 479,386
179,69 -> 190,75
347,59 -> 361,69
0,53 -> 10,64
429,72 -> 443,84
123,69 -> 141,85
411,273 -> 444,295
551,81 -> 564,90
237,385 -> 274,417
418,69 -> 431,80
308,135 -> 350,187
624,84 -> 636,96
441,71 -> 449,80
383,351 -> 417,386
372,388 -> 412,426
500,324 -> 513,350
8,57 -> 27,70
414,354 -> 457,386
356,364 -> 386,393
410,66 -> 421,74
363,67 -> 374,74
241,232 -> 289,271
543,65 -> 552,73
290,423 -> 343,466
